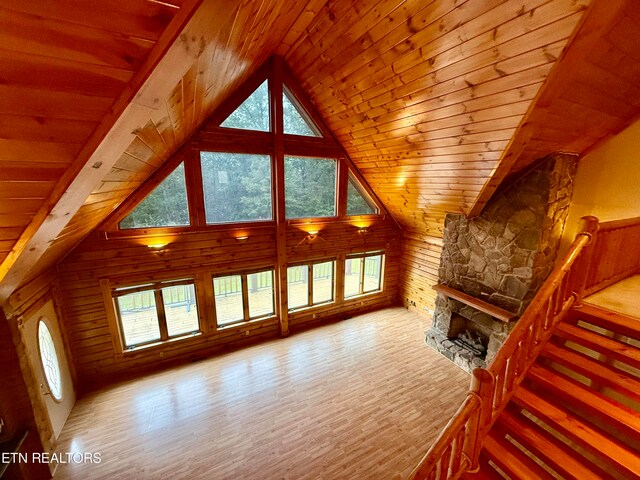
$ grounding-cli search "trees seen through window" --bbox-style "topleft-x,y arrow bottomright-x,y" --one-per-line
201,152 -> 273,223
347,173 -> 378,215
221,80 -> 270,132
119,163 -> 189,229
283,90 -> 319,136
285,156 -> 337,219
118,70 -> 380,230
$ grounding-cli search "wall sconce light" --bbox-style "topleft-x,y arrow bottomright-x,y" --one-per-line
147,243 -> 168,250
307,230 -> 319,240
357,227 -> 368,235
236,236 -> 249,241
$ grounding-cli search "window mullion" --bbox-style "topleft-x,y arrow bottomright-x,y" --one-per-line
241,274 -> 250,321
308,264 -> 314,306
359,257 -> 366,295
155,289 -> 169,341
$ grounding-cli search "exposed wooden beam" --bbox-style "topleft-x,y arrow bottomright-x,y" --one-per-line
0,0 -> 204,302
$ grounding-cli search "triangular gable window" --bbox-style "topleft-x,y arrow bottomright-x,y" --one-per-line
119,163 -> 190,229
283,89 -> 320,137
221,80 -> 270,132
347,172 -> 378,216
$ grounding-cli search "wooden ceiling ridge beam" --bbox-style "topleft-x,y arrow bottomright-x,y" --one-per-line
0,0 -> 205,303
467,0 -> 628,217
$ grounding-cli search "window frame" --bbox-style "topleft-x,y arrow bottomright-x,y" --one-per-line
199,150 -> 275,225
282,86 -> 322,138
37,318 -> 63,402
118,161 -> 192,230
212,268 -> 276,328
106,62 -> 385,234
287,258 -> 336,312
112,278 -> 201,350
346,171 -> 379,217
283,155 -> 339,221
220,79 -> 271,132
344,251 -> 385,299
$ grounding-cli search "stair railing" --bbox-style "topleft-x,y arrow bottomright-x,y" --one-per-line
409,216 -> 599,480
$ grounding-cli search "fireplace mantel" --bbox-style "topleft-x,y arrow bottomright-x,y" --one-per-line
432,284 -> 517,323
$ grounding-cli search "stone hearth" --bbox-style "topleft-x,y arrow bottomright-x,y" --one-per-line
426,154 -> 577,373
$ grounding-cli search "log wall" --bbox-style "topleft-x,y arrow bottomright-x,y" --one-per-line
56,219 -> 401,389
399,231 -> 443,319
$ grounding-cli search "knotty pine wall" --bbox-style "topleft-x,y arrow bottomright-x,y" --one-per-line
56,219 -> 401,389
399,232 -> 443,319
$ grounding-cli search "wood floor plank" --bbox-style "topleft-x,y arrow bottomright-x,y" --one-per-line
53,307 -> 471,480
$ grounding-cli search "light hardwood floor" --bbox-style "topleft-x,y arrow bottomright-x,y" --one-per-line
53,307 -> 470,480
584,274 -> 640,320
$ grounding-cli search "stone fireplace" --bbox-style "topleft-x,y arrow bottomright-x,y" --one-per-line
426,154 -> 577,373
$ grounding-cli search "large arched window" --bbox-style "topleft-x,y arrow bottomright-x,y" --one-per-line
37,319 -> 63,401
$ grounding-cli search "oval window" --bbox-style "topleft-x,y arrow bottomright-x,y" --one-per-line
37,319 -> 63,401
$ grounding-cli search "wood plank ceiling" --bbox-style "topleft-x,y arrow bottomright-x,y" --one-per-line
1,0 -> 640,301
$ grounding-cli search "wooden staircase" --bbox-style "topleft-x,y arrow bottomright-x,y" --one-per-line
464,304 -> 640,480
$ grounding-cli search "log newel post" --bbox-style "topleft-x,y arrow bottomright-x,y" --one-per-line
465,368 -> 495,471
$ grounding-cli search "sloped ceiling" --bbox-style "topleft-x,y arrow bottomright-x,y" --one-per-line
1,0 -> 639,301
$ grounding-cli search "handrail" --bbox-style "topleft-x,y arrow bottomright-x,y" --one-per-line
409,216 -> 599,480
596,216 -> 640,231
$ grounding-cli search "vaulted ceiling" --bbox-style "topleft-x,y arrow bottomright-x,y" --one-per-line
1,0 -> 639,301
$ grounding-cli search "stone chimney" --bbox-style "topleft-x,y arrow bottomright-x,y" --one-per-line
427,154 -> 577,372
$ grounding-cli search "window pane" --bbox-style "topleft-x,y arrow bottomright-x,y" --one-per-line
116,291 -> 161,347
363,255 -> 383,292
285,156 -> 336,219
248,271 -> 274,318
220,80 -> 269,132
162,284 -> 199,337
119,163 -> 189,229
347,175 -> 377,215
214,275 -> 244,326
201,152 -> 272,224
287,265 -> 309,310
344,258 -> 362,298
312,261 -> 334,304
38,321 -> 63,401
283,91 -> 319,137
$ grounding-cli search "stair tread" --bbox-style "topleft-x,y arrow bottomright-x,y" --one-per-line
541,342 -> 640,403
483,430 -> 556,480
513,384 -> 640,478
576,303 -> 640,340
528,363 -> 640,438
555,322 -> 640,369
498,406 -> 618,480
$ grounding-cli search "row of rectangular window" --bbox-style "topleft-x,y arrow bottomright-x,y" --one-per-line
113,253 -> 384,349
